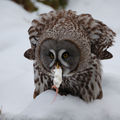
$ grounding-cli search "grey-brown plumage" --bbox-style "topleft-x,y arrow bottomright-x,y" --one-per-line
24,10 -> 116,102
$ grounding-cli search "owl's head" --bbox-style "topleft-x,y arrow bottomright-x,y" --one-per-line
37,39 -> 81,76
24,10 -> 115,76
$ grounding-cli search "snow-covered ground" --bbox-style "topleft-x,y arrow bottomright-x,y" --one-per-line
0,0 -> 120,120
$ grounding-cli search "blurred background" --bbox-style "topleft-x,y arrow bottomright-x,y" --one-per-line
12,0 -> 68,11
0,0 -> 120,115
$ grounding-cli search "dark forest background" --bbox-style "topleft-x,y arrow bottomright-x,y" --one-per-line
12,0 -> 68,12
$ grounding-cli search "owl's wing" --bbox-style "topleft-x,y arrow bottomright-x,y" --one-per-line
78,14 -> 116,60
24,48 -> 35,60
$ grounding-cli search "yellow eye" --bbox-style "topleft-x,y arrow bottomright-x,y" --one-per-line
62,52 -> 69,59
49,52 -> 54,59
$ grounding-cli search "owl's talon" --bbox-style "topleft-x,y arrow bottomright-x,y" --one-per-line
59,91 -> 68,96
33,90 -> 40,99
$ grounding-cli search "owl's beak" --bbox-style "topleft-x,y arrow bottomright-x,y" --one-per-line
56,62 -> 60,69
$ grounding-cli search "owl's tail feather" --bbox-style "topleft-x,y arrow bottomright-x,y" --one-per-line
51,85 -> 59,103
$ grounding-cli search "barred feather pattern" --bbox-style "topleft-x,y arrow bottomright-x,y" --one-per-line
28,10 -> 116,59
78,14 -> 116,59
33,54 -> 102,102
26,10 -> 116,102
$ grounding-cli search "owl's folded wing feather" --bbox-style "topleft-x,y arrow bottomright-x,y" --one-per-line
78,14 -> 116,60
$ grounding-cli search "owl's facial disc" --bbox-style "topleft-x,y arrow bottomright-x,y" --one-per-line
39,39 -> 80,76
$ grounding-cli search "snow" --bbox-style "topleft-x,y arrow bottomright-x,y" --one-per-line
22,86 -> 120,120
0,0 -> 120,120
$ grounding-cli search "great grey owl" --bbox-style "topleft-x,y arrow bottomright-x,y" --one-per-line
24,10 -> 116,102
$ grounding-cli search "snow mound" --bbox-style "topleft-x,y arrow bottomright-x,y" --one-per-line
1,80 -> 120,120
20,73 -> 119,120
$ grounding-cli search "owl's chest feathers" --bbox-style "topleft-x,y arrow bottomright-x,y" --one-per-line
62,64 -> 101,99
34,57 -> 102,102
